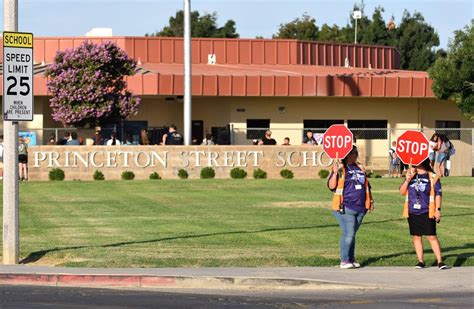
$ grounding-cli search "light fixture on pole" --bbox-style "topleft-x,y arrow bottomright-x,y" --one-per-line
353,10 -> 362,44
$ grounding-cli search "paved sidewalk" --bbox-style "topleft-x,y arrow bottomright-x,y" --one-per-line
0,265 -> 472,291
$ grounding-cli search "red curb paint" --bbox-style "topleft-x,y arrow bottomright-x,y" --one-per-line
0,274 -> 57,285
57,275 -> 141,287
141,276 -> 177,287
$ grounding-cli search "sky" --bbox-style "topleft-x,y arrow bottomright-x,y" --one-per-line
4,0 -> 473,49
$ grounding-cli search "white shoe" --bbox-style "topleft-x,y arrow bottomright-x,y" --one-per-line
352,262 -> 361,268
340,262 -> 355,269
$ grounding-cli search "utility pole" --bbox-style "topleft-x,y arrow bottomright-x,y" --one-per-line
3,0 -> 20,264
183,0 -> 192,145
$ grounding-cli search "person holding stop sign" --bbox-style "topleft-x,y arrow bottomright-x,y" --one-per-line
397,130 -> 450,270
327,145 -> 374,269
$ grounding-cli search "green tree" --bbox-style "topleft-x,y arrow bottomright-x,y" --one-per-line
318,24 -> 346,43
148,10 -> 239,38
397,10 -> 440,70
273,13 -> 319,40
429,21 -> 474,121
360,7 -> 395,46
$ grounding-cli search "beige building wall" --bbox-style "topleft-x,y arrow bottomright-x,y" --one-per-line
14,95 -> 473,176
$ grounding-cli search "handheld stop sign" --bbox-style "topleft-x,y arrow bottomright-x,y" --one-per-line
323,124 -> 354,159
396,130 -> 429,166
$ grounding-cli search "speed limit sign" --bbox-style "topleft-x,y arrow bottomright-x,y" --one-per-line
3,31 -> 34,121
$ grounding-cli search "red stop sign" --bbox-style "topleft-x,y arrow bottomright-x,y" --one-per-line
396,130 -> 429,166
323,125 -> 354,159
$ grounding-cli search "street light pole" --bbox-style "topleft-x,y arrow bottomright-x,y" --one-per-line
353,10 -> 361,45
3,0 -> 20,265
183,0 -> 192,145
354,18 -> 358,44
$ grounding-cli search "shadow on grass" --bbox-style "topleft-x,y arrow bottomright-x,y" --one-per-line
20,212 -> 474,265
362,243 -> 474,267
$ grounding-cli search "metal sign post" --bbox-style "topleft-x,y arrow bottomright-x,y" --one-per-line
2,0 -> 33,265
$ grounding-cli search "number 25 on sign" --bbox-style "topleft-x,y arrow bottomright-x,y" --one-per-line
3,31 -> 34,121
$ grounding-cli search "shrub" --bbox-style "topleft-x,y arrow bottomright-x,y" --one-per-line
374,173 -> 382,178
280,169 -> 294,179
253,168 -> 267,179
200,167 -> 216,179
93,170 -> 105,181
121,171 -> 135,180
230,168 -> 247,179
318,169 -> 330,179
367,170 -> 374,178
149,172 -> 161,180
178,169 -> 189,179
49,168 -> 65,181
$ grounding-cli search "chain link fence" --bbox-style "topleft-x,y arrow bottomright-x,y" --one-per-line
2,126 -> 473,176
231,127 -> 473,176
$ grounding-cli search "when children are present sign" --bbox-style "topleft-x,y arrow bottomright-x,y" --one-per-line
3,31 -> 34,121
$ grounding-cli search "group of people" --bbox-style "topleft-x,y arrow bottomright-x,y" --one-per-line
390,133 -> 455,178
253,130 -> 323,146
329,145 -> 448,270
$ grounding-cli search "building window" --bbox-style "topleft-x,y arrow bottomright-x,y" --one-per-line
435,120 -> 461,140
303,119 -> 344,134
348,120 -> 388,140
246,119 -> 270,140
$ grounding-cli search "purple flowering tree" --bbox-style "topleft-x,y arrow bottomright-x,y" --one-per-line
45,41 -> 141,127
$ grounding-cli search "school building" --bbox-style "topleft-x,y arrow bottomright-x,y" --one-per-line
1,36 -> 472,176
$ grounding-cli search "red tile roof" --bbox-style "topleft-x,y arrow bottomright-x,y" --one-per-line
0,36 -> 433,98
127,62 -> 434,98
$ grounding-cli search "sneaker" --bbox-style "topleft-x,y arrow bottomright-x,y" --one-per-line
415,261 -> 425,269
340,261 -> 355,269
352,261 -> 361,268
438,262 -> 449,270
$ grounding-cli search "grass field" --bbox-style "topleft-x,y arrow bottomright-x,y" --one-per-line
0,177 -> 472,268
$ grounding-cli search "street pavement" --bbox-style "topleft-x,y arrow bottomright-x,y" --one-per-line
0,285 -> 473,308
0,265 -> 472,308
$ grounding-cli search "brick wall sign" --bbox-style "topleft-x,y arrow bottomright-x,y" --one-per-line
27,146 -> 365,180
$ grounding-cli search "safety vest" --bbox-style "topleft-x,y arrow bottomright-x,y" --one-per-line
403,172 -> 439,218
332,165 -> 371,211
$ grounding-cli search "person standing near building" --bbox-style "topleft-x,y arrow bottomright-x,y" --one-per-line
106,133 -> 121,146
389,141 -> 400,177
164,125 -> 184,145
327,146 -> 374,269
18,137 -> 28,181
428,133 -> 439,169
261,130 -> 277,145
399,159 -> 448,269
66,132 -> 80,145
302,130 -> 318,145
436,134 -> 450,177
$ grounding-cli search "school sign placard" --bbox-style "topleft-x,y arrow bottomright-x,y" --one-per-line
3,31 -> 34,121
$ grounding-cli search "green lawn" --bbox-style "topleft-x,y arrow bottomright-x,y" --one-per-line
0,178 -> 472,267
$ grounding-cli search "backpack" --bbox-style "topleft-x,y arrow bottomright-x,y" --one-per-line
447,140 -> 456,156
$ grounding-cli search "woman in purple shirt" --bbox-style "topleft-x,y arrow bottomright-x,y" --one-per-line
399,159 -> 448,270
328,146 -> 374,269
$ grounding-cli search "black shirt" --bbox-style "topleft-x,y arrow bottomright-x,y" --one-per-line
166,132 -> 184,145
262,137 -> 277,145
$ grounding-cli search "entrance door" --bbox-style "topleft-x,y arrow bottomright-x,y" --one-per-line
122,121 -> 148,144
192,120 -> 204,145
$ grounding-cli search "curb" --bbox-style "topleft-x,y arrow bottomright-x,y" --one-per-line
0,273 -> 379,290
